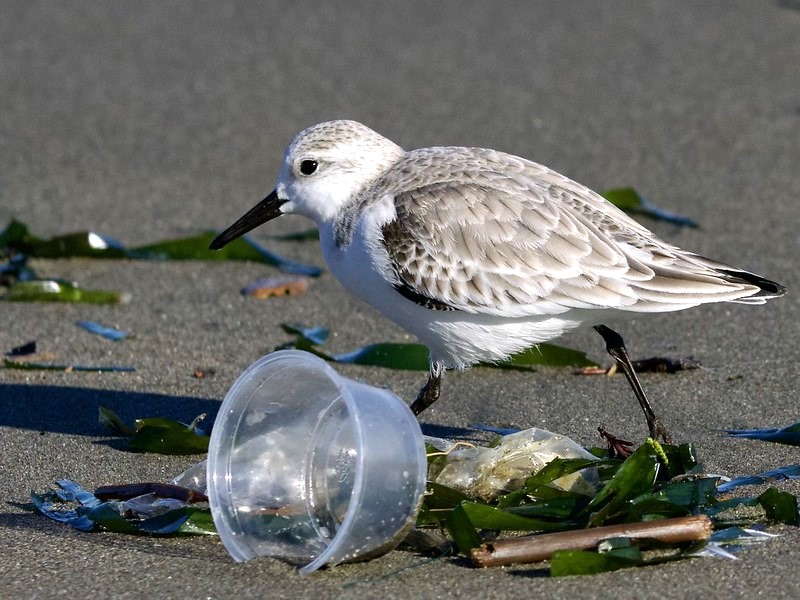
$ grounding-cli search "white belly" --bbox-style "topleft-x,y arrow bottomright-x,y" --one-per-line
319,222 -> 587,370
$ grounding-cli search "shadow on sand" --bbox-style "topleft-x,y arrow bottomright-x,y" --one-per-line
0,383 -> 219,437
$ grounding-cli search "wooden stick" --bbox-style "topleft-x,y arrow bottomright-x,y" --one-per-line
470,514 -> 712,567
94,482 -> 208,503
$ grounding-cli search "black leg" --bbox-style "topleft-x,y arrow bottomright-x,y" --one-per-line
594,324 -> 672,443
410,366 -> 443,415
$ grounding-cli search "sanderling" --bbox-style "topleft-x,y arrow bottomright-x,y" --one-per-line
211,120 -> 785,441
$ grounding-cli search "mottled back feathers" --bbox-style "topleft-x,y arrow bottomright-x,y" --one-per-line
369,147 -> 783,317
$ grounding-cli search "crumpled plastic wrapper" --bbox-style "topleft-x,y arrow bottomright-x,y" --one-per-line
426,427 -> 598,502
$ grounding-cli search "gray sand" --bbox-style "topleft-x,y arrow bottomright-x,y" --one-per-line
2,2 -> 799,598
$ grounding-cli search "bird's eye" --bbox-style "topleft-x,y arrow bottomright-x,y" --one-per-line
299,159 -> 319,176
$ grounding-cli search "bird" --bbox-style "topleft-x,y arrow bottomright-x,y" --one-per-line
210,120 -> 785,441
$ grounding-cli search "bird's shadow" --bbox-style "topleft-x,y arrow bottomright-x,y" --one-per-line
0,383 -> 219,437
0,383 -> 495,442
418,422 -> 497,444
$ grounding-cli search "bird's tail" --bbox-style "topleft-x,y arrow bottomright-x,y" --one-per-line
716,268 -> 786,304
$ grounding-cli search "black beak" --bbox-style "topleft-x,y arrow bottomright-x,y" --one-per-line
209,190 -> 286,250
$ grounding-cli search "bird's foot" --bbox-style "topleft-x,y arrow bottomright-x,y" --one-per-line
648,415 -> 672,445
410,368 -> 443,415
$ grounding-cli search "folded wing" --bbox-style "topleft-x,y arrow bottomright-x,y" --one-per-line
378,147 -> 784,318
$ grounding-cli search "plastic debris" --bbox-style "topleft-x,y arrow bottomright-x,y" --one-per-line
427,427 -> 598,502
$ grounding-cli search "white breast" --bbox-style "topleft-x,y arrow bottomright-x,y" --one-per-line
318,205 -> 589,370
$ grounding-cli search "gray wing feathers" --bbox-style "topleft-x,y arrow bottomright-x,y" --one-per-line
377,147 -> 783,316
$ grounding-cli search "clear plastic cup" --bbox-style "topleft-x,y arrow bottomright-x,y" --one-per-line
206,350 -> 427,574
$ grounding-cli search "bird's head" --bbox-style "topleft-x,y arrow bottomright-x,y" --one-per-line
210,120 -> 404,250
